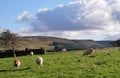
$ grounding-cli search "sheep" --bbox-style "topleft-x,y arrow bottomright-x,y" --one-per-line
36,57 -> 43,68
14,59 -> 21,69
62,48 -> 67,52
83,48 -> 94,56
30,51 -> 34,56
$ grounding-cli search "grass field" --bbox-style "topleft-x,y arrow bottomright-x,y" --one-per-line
0,47 -> 120,78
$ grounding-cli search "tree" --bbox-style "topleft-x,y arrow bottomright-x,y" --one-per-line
0,29 -> 18,57
114,39 -> 120,47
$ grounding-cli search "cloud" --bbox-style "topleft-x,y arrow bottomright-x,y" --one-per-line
56,4 -> 64,8
17,0 -> 120,40
104,33 -> 120,40
109,0 -> 120,22
17,11 -> 32,23
38,8 -> 49,12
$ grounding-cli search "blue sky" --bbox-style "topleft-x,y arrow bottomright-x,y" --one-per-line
0,0 -> 120,40
0,0 -> 74,31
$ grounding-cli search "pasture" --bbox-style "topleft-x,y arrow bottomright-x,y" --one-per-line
0,47 -> 120,78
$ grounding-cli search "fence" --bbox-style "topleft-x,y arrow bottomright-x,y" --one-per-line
0,47 -> 46,58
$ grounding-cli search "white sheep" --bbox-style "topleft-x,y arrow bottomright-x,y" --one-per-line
14,59 -> 21,69
83,48 -> 94,56
30,51 -> 34,56
62,48 -> 67,52
36,57 -> 43,68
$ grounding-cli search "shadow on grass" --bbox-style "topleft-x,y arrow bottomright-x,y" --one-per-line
0,67 -> 31,72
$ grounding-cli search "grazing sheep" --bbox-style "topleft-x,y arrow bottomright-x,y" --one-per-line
30,51 -> 34,56
83,48 -> 94,56
14,59 -> 21,69
62,48 -> 67,52
36,57 -> 43,68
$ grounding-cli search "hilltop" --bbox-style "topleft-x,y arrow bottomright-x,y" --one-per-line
0,36 -> 114,51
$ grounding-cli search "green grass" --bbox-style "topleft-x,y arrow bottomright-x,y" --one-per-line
0,47 -> 120,78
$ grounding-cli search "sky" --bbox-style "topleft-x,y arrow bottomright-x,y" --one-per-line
0,0 -> 120,41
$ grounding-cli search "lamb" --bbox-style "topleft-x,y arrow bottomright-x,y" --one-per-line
83,48 -> 94,56
36,57 -> 43,68
14,59 -> 21,69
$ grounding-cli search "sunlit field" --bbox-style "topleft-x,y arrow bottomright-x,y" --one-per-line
0,47 -> 120,78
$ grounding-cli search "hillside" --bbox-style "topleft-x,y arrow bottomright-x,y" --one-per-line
0,36 -> 113,51
0,48 -> 120,78
72,40 -> 107,48
96,41 -> 113,47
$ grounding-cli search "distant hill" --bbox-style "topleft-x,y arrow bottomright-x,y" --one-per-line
96,41 -> 113,47
72,40 -> 107,48
0,36 -> 114,51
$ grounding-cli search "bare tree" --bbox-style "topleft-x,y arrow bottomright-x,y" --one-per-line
0,29 -> 18,57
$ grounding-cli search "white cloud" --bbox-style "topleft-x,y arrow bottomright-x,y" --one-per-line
56,4 -> 64,8
109,0 -> 120,22
38,8 -> 49,13
17,11 -> 32,22
17,0 -> 120,40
